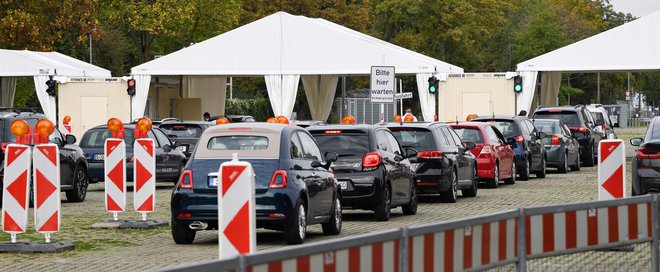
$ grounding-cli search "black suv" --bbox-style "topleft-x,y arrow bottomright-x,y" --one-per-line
471,116 -> 547,180
308,125 -> 417,221
158,120 -> 215,158
533,105 -> 602,166
0,109 -> 89,203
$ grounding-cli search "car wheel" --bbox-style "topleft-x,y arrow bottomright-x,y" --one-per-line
462,166 -> 478,197
322,196 -> 342,235
402,183 -> 417,215
583,145 -> 595,167
65,166 -> 88,202
374,183 -> 391,221
440,170 -> 458,203
519,159 -> 530,181
285,200 -> 307,244
172,218 -> 196,244
504,162 -> 516,185
571,152 -> 581,171
536,156 -> 546,178
558,152 -> 568,173
487,163 -> 499,188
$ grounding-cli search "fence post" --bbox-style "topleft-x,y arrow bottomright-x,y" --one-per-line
400,227 -> 409,272
517,208 -> 527,272
652,194 -> 659,272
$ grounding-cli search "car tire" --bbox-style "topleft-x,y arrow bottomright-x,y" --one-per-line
519,159 -> 530,181
571,152 -> 581,171
440,170 -> 458,203
66,166 -> 89,202
558,152 -> 568,173
285,200 -> 307,244
487,163 -> 499,188
504,162 -> 516,185
374,183 -> 391,221
402,183 -> 417,215
536,156 -> 546,178
462,166 -> 478,197
322,196 -> 342,235
583,145 -> 595,167
172,219 -> 196,244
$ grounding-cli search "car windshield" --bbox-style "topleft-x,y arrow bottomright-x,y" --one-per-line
312,132 -> 370,158
159,124 -> 202,138
473,120 -> 520,137
390,129 -> 436,150
590,112 -> 605,126
81,128 -> 135,148
451,128 -> 484,143
207,136 -> 269,150
534,112 -> 580,127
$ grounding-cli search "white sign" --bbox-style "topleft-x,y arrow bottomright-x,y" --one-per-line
394,92 -> 413,99
370,66 -> 395,103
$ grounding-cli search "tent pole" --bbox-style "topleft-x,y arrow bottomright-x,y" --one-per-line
341,76 -> 346,119
597,73 -> 600,104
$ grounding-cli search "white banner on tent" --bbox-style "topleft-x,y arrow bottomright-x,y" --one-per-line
370,66 -> 395,103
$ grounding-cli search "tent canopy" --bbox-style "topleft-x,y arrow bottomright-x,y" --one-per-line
515,10 -> 660,112
0,49 -> 111,77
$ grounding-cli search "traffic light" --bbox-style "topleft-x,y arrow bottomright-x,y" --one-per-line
127,79 -> 136,96
45,77 -> 57,96
428,76 -> 439,94
513,75 -> 523,93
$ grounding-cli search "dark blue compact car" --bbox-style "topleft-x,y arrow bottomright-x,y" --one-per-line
307,125 -> 418,221
80,124 -> 187,184
171,123 -> 341,245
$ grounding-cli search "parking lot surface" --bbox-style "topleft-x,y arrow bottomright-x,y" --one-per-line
0,128 -> 646,271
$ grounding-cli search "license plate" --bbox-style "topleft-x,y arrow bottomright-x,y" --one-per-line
177,145 -> 188,152
94,154 -> 104,160
338,181 -> 347,190
208,176 -> 218,187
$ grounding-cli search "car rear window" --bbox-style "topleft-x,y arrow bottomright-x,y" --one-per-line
533,121 -> 559,134
81,128 -> 135,148
451,128 -> 484,143
207,136 -> 269,150
473,120 -> 520,138
311,131 -> 370,158
390,129 -> 436,150
590,112 -> 605,126
159,124 -> 202,138
534,111 -> 580,127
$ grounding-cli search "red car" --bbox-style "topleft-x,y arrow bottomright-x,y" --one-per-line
450,122 -> 516,188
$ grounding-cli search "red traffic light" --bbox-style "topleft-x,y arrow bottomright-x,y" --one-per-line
128,79 -> 135,87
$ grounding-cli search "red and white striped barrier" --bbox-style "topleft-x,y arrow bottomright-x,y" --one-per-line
525,203 -> 651,257
134,138 -> 155,220
248,241 -> 400,272
218,155 -> 256,259
33,144 -> 60,242
105,138 -> 126,220
408,219 -> 517,272
598,140 -> 626,200
1,144 -> 31,242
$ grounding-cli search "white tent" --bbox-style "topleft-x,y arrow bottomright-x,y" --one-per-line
131,11 -> 463,121
516,10 -> 660,112
0,49 -> 111,122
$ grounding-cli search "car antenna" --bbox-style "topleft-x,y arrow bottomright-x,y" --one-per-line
455,115 -> 458,125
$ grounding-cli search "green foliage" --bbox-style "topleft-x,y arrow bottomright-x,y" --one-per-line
225,98 -> 274,121
558,84 -> 584,105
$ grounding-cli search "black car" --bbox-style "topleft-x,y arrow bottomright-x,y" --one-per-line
80,124 -> 187,184
158,121 -> 215,158
532,119 -> 581,173
308,125 -> 418,221
471,116 -> 547,180
386,122 -> 479,203
533,105 -> 603,166
0,110 -> 89,203
631,117 -> 660,195
171,123 -> 341,245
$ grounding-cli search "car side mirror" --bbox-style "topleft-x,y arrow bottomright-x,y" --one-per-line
311,160 -> 323,168
173,141 -> 181,148
506,138 -> 516,145
324,152 -> 338,163
404,148 -> 418,159
65,134 -> 76,145
538,132 -> 547,139
162,144 -> 172,152
393,155 -> 404,162
630,138 -> 643,147
463,142 -> 476,149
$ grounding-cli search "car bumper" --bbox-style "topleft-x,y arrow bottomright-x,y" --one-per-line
335,170 -> 384,209
88,161 -> 135,181
636,167 -> 660,194
476,158 -> 496,179
414,170 -> 452,194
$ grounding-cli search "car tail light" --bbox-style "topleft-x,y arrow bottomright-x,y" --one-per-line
0,142 -> 8,152
417,150 -> 444,159
569,126 -> 589,133
602,123 -> 606,132
551,134 -> 560,146
479,146 -> 492,155
515,135 -> 524,142
637,147 -> 660,159
229,127 -> 252,131
362,152 -> 382,171
269,170 -> 287,189
179,170 -> 193,189
325,130 -> 342,134
177,213 -> 192,218
268,213 -> 285,218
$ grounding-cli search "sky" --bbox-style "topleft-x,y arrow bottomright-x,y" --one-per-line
610,0 -> 660,17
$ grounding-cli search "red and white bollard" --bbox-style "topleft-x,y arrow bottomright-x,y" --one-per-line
105,118 -> 127,220
218,153 -> 256,259
134,118 -> 155,221
33,119 -> 60,243
1,120 -> 31,243
62,115 -> 72,135
598,139 -> 626,200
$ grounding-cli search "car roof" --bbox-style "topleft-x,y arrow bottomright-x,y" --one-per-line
449,121 -> 488,128
471,115 -> 522,121
381,121 -> 447,129
535,106 -> 579,112
194,122 -> 288,159
307,124 -> 379,132
159,120 -> 214,126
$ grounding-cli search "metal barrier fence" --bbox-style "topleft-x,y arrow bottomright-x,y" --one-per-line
160,194 -> 660,272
